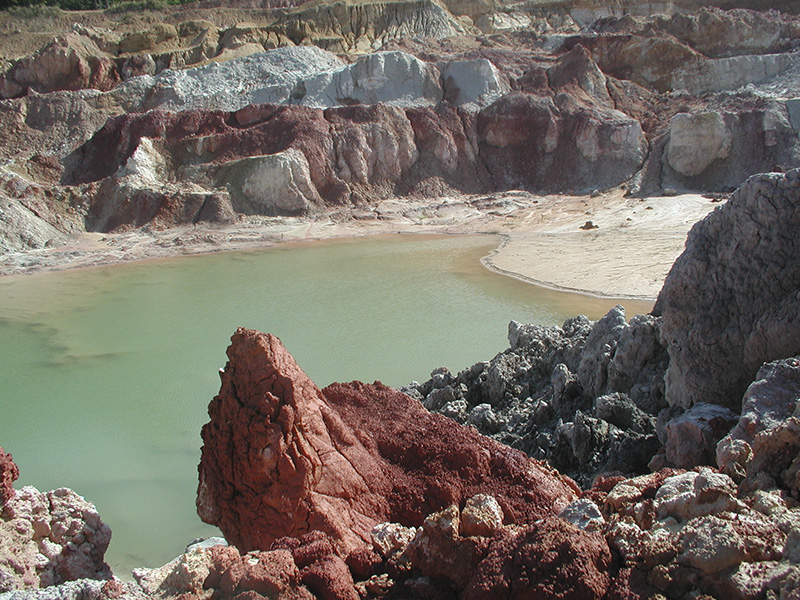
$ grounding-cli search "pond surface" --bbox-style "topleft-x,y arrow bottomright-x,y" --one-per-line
0,234 -> 652,574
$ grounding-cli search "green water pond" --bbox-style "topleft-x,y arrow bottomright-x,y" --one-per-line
0,234 -> 652,574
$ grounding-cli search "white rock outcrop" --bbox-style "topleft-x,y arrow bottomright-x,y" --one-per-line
0,198 -> 69,254
117,46 -> 347,113
666,112 -> 732,177
441,59 -> 509,105
672,53 -> 800,95
217,149 -> 321,216
302,51 -> 443,108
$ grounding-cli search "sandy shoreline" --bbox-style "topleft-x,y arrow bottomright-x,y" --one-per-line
0,190 -> 720,300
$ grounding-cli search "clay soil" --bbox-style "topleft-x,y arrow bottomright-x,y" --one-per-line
0,189 -> 719,300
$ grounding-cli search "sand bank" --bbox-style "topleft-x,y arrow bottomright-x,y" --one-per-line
0,190 -> 719,300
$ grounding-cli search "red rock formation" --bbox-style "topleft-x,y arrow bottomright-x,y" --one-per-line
197,328 -> 579,555
323,380 -> 579,526
462,517 -> 613,600
204,545 -> 313,600
0,446 -> 19,506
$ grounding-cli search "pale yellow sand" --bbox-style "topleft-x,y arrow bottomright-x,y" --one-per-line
0,190 -> 719,300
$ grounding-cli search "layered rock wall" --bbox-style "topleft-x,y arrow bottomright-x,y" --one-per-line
55,44 -> 649,232
2,5 -> 800,251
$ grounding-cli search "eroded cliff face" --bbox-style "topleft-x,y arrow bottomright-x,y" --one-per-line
0,2 -> 799,253
56,45 -> 649,231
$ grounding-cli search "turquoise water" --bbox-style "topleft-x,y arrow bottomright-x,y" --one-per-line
0,234 -> 652,575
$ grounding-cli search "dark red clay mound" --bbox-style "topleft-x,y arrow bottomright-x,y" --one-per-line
322,381 -> 579,527
197,328 -> 579,554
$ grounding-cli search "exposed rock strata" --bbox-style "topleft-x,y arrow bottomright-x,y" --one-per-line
55,45 -> 648,233
0,0 -> 468,99
197,328 -> 579,553
1,5 -> 800,252
655,168 -> 800,411
0,28 -> 122,100
4,1 -> 800,598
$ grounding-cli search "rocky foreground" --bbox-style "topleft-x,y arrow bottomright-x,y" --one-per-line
3,168 -> 800,598
5,0 -> 800,597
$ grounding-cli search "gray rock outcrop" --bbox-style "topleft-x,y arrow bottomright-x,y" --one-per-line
717,356 -> 800,495
406,306 -> 669,486
0,197 -> 69,254
118,46 -> 347,113
120,48 -> 449,113
659,402 -> 738,469
655,168 -> 800,411
302,51 -> 444,108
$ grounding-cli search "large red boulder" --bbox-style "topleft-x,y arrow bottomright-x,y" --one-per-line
197,328 -> 579,554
